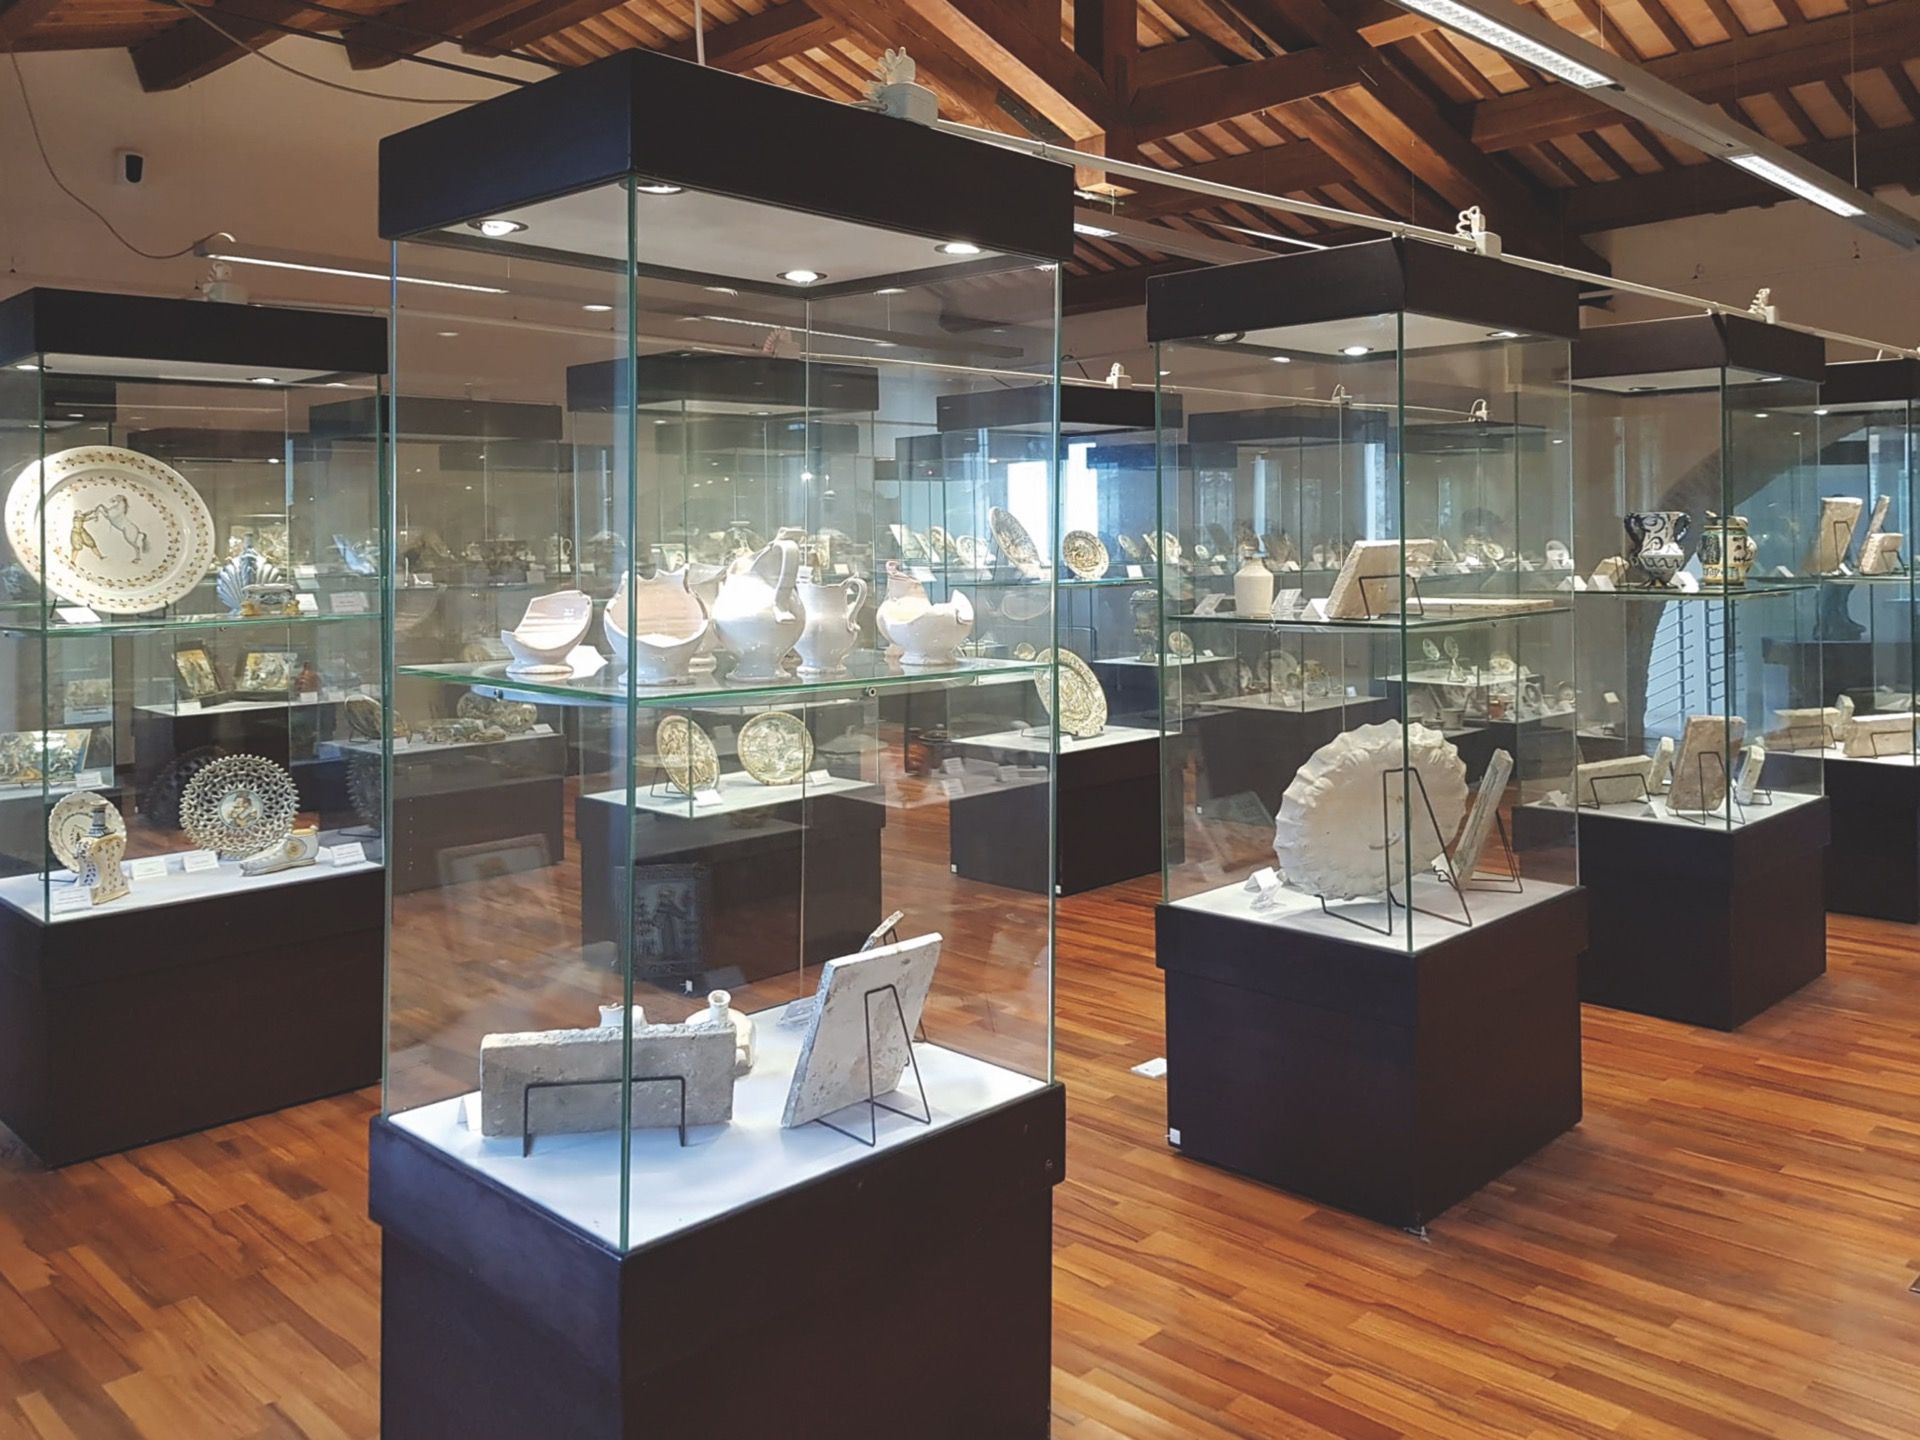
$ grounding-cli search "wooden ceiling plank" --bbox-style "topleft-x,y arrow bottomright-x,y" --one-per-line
1883,62 -> 1920,123
1121,139 -> 1349,211
341,0 -> 564,65
0,0 -> 67,45
463,0 -> 643,52
129,0 -> 316,91
1772,85 -> 1825,142
1624,0 -> 1692,54
1128,44 -> 1351,138
892,0 -> 1119,134
1473,0 -> 1920,150
1152,0 -> 1265,57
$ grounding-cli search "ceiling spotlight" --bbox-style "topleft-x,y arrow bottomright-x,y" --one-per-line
1340,345 -> 1372,357
582,303 -> 612,313
436,330 -> 460,338
1754,412 -> 1770,419
778,269 -> 826,285
1758,374 -> 1784,383
1488,330 -> 1521,339
1210,331 -> 1245,344
468,218 -> 527,238
704,285 -> 740,295
936,241 -> 982,256
635,182 -> 683,195
1628,385 -> 1658,393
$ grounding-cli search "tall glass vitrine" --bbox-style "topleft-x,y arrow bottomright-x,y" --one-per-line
369,51 -> 1073,1440
1148,240 -> 1586,1231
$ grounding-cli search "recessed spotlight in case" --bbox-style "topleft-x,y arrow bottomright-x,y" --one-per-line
249,376 -> 278,385
1815,408 -> 1831,416
1270,355 -> 1293,364
582,303 -> 612,313
468,218 -> 526,238
936,241 -> 981,256
778,269 -> 825,285
875,287 -> 906,296
635,182 -> 683,195
436,330 -> 459,338
14,362 -> 38,371
1754,412 -> 1770,420
1488,330 -> 1521,339
1340,345 -> 1371,357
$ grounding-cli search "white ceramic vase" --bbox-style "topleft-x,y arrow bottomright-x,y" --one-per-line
713,540 -> 805,681
1233,554 -> 1275,619
604,569 -> 710,685
501,589 -> 594,675
794,572 -> 869,677
876,567 -> 973,668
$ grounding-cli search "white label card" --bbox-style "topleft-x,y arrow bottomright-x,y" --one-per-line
579,561 -> 598,575
834,563 -> 851,576
530,723 -> 555,736
805,769 -> 831,786
328,591 -> 369,615
1126,564 -> 1145,580
693,789 -> 726,808
294,564 -> 319,580
55,606 -> 101,626
943,757 -> 967,776
129,855 -> 170,881
180,850 -> 220,874
528,566 -> 546,584
1252,866 -> 1281,893
938,777 -> 966,800
176,699 -> 202,715
49,885 -> 92,915
1193,593 -> 1227,615
295,592 -> 321,616
329,841 -> 368,866
75,769 -> 108,789
712,725 -> 735,747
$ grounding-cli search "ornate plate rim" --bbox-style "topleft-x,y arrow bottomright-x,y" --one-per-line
180,753 -> 299,860
737,710 -> 813,786
1061,529 -> 1110,581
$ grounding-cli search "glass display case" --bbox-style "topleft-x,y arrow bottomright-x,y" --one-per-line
0,287 -> 388,1164
1567,315 -> 1830,1028
1147,240 -> 1587,1230
1814,357 -> 1919,920
369,51 -> 1073,1440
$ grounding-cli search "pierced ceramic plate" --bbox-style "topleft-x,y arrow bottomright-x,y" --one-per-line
989,506 -> 1041,572
47,791 -> 124,873
6,446 -> 216,614
1061,530 -> 1110,581
181,753 -> 299,860
656,715 -> 719,796
1034,648 -> 1107,739
738,710 -> 813,785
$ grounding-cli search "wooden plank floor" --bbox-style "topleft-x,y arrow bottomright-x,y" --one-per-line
4,879 -> 1920,1436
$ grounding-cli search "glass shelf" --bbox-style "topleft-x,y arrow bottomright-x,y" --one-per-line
1169,603 -> 1572,632
0,610 -> 382,639
1575,579 -> 1817,603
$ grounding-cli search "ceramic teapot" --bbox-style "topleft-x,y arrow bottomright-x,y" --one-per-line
1622,511 -> 1690,588
712,540 -> 805,680
794,570 -> 870,677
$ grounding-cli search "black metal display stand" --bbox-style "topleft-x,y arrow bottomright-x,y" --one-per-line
576,786 -> 885,985
369,1084 -> 1065,1440
1157,885 -> 1586,1230
389,733 -> 568,895
0,866 -> 383,1165
1821,758 -> 1920,922
949,730 -> 1162,894
1577,798 -> 1829,1029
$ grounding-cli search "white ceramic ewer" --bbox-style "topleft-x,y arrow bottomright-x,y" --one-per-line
712,540 -> 805,681
604,569 -> 709,685
794,571 -> 869,677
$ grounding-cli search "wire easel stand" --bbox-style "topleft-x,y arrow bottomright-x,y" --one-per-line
1674,751 -> 1745,827
1356,571 -> 1425,621
1316,766 -> 1472,936
814,982 -> 932,1149
520,1073 -> 688,1157
1458,811 -> 1524,894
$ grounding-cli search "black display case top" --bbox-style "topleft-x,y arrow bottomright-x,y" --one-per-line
378,50 -> 1075,264
935,382 -> 1178,434
1821,357 -> 1920,405
1145,238 -> 1582,345
567,350 -> 881,414
1186,403 -> 1386,446
0,288 -> 387,378
309,394 -> 563,441
1573,314 -> 1826,385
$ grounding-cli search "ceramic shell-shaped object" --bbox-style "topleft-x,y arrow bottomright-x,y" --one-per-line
217,547 -> 282,617
605,570 -> 709,685
502,589 -> 594,674
1272,722 -> 1468,901
712,540 -> 805,680
876,569 -> 973,667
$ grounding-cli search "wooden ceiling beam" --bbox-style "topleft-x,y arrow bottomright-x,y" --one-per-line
1562,121 -> 1920,231
129,0 -> 315,91
1122,141 -> 1350,212
342,0 -> 545,67
802,0 -> 1031,132
891,0 -> 1120,134
1076,0 -> 1138,96
460,0 -> 638,54
1128,44 -> 1351,139
1473,0 -> 1920,151
0,0 -> 64,46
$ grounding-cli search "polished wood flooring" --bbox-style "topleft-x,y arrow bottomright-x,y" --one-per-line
4,823 -> 1920,1435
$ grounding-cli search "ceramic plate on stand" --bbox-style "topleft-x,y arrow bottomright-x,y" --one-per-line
1061,530 -> 1109,580
6,446 -> 215,614
47,791 -> 124,873
989,506 -> 1042,573
738,710 -> 813,785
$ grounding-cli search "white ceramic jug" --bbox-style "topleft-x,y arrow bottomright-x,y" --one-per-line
713,540 -> 805,680
876,565 -> 973,668
604,569 -> 709,685
794,571 -> 869,677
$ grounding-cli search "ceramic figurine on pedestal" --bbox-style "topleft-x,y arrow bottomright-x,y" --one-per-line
794,571 -> 869,677
1622,511 -> 1689,588
605,568 -> 709,684
713,540 -> 805,681
876,563 -> 973,667
502,589 -> 594,675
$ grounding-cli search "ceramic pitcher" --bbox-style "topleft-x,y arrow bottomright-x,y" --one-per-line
1700,512 -> 1755,587
794,571 -> 869,677
713,540 -> 804,680
1622,511 -> 1689,587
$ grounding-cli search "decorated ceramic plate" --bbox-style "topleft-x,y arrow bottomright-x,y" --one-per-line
1034,648 -> 1107,740
989,506 -> 1042,572
738,710 -> 813,786
180,753 -> 298,860
1012,641 -> 1037,661
47,791 -> 124,873
656,715 -> 719,796
6,446 -> 215,614
953,534 -> 992,569
1061,530 -> 1109,581
1159,531 -> 1183,567
1167,628 -> 1195,658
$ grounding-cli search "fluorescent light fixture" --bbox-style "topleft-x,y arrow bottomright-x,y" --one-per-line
1073,222 -> 1118,239
876,287 -> 907,295
1726,153 -> 1864,217
249,376 -> 278,385
1488,330 -> 1521,339
1815,408 -> 1831,416
936,241 -> 982,256
1390,0 -> 1611,87
199,248 -> 507,295
13,362 -> 37,371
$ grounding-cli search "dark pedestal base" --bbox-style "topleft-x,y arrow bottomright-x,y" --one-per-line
577,788 -> 885,986
951,731 -> 1162,895
1825,759 -> 1920,922
1578,799 -> 1830,1029
1157,887 -> 1586,1229
0,867 -> 383,1165
1196,697 -> 1396,816
389,734 -> 568,895
370,1086 -> 1065,1440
